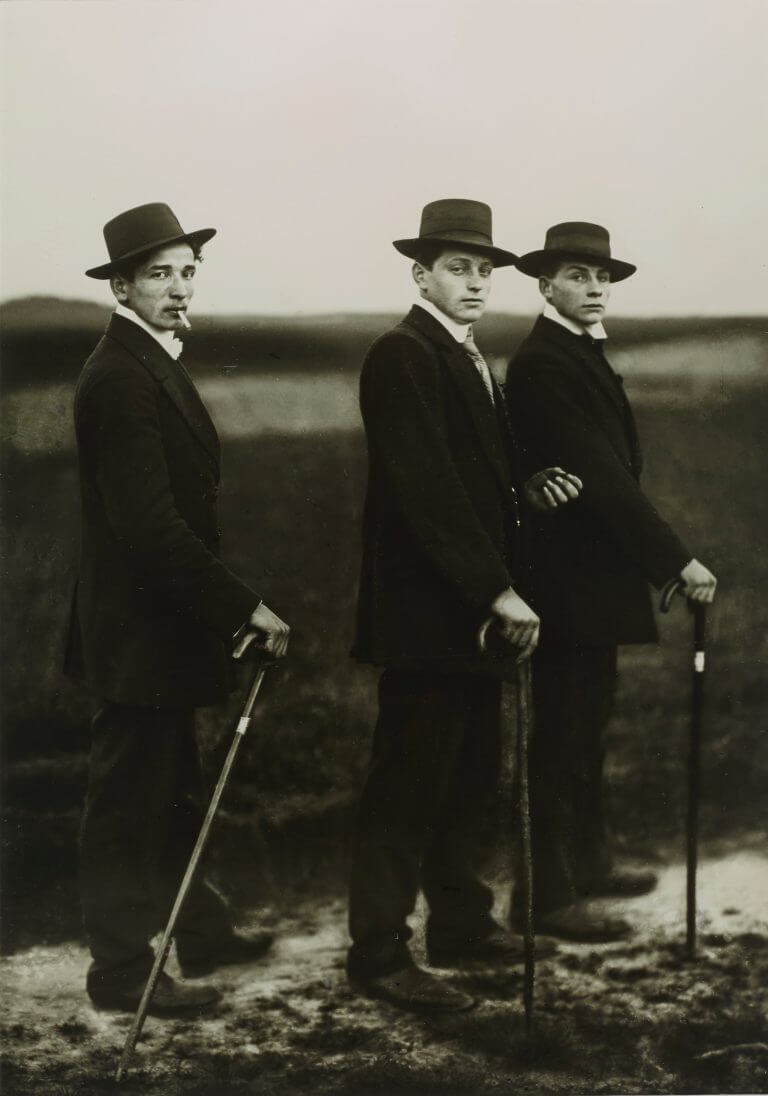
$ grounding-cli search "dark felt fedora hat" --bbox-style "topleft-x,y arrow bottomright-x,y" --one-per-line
85,202 -> 217,279
516,222 -> 636,282
393,199 -> 518,268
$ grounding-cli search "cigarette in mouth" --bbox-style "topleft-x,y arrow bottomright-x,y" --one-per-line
179,312 -> 191,330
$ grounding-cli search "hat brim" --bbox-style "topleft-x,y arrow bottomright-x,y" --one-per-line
393,236 -> 518,269
85,227 -> 217,279
516,249 -> 636,282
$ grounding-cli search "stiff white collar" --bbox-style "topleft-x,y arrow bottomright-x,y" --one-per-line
114,303 -> 183,359
414,298 -> 470,344
543,301 -> 607,341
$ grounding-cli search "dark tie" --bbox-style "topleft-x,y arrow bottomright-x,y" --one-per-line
464,326 -> 495,403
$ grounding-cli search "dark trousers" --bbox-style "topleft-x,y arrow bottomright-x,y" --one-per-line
348,669 -> 501,977
79,703 -> 232,994
516,642 -> 618,915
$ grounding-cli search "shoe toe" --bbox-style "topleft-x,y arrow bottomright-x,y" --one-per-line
361,966 -> 475,1013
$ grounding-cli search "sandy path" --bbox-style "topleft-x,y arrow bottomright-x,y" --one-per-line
2,852 -> 767,1095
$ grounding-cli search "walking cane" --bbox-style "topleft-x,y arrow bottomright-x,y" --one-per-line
515,656 -> 535,1036
661,577 -> 707,958
115,654 -> 274,1083
479,620 -> 536,1036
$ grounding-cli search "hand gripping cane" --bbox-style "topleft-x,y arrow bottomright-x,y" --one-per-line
478,620 -> 536,1036
115,654 -> 273,1083
661,577 -> 707,958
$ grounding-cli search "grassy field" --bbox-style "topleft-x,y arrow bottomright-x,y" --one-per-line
1,309 -> 767,956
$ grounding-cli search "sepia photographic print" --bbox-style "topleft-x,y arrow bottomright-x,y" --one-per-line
1,1 -> 766,1094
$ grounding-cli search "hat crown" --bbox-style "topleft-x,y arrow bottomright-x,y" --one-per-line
543,222 -> 612,259
419,199 -> 494,245
392,198 -> 517,267
516,221 -> 635,281
103,203 -> 185,264
86,202 -> 216,278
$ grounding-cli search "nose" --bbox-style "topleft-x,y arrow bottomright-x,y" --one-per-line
467,267 -> 483,292
587,275 -> 605,296
169,273 -> 189,299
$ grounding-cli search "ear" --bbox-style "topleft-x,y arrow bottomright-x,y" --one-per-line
110,274 -> 129,303
539,276 -> 552,299
412,262 -> 427,291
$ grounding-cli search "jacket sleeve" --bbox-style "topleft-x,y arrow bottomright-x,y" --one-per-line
506,355 -> 691,588
361,334 -> 512,610
82,363 -> 259,639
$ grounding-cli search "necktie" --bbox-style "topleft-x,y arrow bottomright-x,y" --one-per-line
464,327 -> 495,403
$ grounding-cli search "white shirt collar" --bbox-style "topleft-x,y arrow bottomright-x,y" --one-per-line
114,303 -> 183,359
414,298 -> 470,343
543,301 -> 607,341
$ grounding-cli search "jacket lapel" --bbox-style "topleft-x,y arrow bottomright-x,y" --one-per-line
106,314 -> 220,471
535,316 -> 641,475
600,344 -> 643,476
403,307 -> 514,499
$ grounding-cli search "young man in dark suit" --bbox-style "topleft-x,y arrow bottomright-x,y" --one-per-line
348,200 -> 582,1012
65,203 -> 290,1014
505,222 -> 717,942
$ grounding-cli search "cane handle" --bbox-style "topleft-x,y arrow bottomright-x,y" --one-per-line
660,577 -> 685,613
478,617 -> 494,653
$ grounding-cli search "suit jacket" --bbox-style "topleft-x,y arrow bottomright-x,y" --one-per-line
64,313 -> 259,708
504,315 -> 690,646
352,305 -> 527,675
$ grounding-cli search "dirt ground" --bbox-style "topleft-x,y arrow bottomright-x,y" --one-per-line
2,850 -> 767,1096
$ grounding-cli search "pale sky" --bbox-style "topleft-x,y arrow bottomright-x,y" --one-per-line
1,0 -> 766,315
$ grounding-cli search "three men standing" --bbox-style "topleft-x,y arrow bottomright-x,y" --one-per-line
67,199 -> 718,1018
348,200 -> 580,1011
505,222 -> 717,940
66,203 -> 289,1014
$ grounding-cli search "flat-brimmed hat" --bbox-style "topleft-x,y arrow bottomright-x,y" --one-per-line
393,199 -> 518,268
85,202 -> 216,279
516,222 -> 636,282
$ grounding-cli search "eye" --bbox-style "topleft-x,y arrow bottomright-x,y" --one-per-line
151,270 -> 168,279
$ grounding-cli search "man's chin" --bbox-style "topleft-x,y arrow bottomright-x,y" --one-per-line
456,307 -> 486,323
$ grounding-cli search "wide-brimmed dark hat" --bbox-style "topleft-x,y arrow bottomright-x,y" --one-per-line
516,222 -> 636,282
85,202 -> 216,279
393,199 -> 518,268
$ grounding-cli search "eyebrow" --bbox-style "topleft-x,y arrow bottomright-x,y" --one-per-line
145,263 -> 196,272
565,264 -> 608,274
446,256 -> 493,268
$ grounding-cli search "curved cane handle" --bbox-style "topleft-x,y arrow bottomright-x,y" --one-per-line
478,617 -> 494,653
660,577 -> 685,614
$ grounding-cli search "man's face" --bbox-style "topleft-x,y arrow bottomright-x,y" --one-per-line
413,249 -> 493,324
111,242 -> 197,331
541,260 -> 611,327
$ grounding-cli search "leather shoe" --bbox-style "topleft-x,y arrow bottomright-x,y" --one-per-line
534,902 -> 632,942
428,925 -> 557,968
179,929 -> 275,978
588,866 -> 658,898
89,971 -> 221,1016
350,964 -> 475,1013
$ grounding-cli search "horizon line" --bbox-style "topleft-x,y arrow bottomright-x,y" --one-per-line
1,294 -> 766,323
